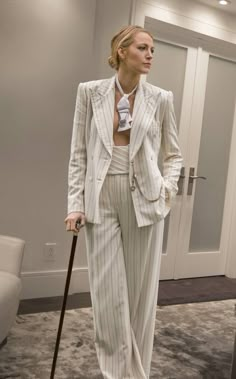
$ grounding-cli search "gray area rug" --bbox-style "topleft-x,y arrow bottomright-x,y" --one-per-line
0,300 -> 235,379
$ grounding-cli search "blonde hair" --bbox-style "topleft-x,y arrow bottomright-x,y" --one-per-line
108,25 -> 153,70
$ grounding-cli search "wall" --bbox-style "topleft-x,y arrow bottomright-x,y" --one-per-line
93,0 -> 133,79
0,0 -> 97,298
0,0 -> 134,299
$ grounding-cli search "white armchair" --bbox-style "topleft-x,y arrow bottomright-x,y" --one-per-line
0,235 -> 25,347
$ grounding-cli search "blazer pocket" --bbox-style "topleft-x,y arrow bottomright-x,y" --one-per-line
134,174 -> 164,202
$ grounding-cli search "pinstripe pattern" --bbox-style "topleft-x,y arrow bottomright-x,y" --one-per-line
67,76 -> 183,226
85,173 -> 164,379
67,76 -> 182,378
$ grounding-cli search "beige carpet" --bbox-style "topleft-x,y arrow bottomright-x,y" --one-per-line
0,299 -> 235,378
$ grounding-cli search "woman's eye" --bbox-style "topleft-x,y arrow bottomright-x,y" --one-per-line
138,46 -> 155,54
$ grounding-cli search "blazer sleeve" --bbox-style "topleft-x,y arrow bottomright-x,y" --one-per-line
67,83 -> 87,214
161,91 -> 183,203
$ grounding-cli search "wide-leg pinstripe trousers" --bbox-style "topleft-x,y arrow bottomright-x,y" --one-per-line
85,172 -> 164,379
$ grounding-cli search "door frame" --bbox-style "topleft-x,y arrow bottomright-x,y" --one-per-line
132,1 -> 236,278
175,48 -> 236,279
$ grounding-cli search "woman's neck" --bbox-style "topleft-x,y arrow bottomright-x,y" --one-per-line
116,70 -> 140,94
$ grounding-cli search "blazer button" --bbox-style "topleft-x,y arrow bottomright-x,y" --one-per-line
130,185 -> 136,191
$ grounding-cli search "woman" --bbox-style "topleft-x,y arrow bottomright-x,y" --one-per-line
65,25 -> 182,379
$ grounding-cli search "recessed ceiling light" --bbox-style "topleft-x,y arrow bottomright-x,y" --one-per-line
218,0 -> 231,5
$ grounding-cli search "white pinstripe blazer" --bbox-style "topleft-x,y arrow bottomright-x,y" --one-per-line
67,76 -> 183,227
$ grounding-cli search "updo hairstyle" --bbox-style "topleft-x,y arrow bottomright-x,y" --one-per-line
108,25 -> 153,70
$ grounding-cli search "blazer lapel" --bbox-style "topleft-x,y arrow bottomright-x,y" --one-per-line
90,77 -> 115,156
130,82 -> 162,160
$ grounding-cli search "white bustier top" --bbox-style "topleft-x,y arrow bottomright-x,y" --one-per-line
107,145 -> 129,175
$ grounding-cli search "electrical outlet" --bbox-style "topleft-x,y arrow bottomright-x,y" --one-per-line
44,243 -> 57,261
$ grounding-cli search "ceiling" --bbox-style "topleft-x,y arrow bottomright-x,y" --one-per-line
196,0 -> 236,15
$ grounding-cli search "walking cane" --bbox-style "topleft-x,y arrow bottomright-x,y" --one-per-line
50,220 -> 82,379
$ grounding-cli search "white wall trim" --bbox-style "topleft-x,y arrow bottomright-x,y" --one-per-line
21,267 -> 90,300
225,101 -> 236,278
129,0 -> 137,24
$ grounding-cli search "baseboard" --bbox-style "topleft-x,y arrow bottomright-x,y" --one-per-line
21,267 -> 90,299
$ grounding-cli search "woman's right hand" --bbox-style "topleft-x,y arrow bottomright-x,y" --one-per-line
64,212 -> 86,233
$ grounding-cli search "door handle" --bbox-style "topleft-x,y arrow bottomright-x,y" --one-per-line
177,167 -> 185,195
188,167 -> 207,195
189,175 -> 207,180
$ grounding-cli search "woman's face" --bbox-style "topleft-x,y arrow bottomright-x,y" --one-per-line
118,31 -> 154,75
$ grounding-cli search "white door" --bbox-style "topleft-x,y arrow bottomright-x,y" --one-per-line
147,38 -> 236,279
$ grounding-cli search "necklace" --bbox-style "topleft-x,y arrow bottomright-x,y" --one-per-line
115,74 -> 138,132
